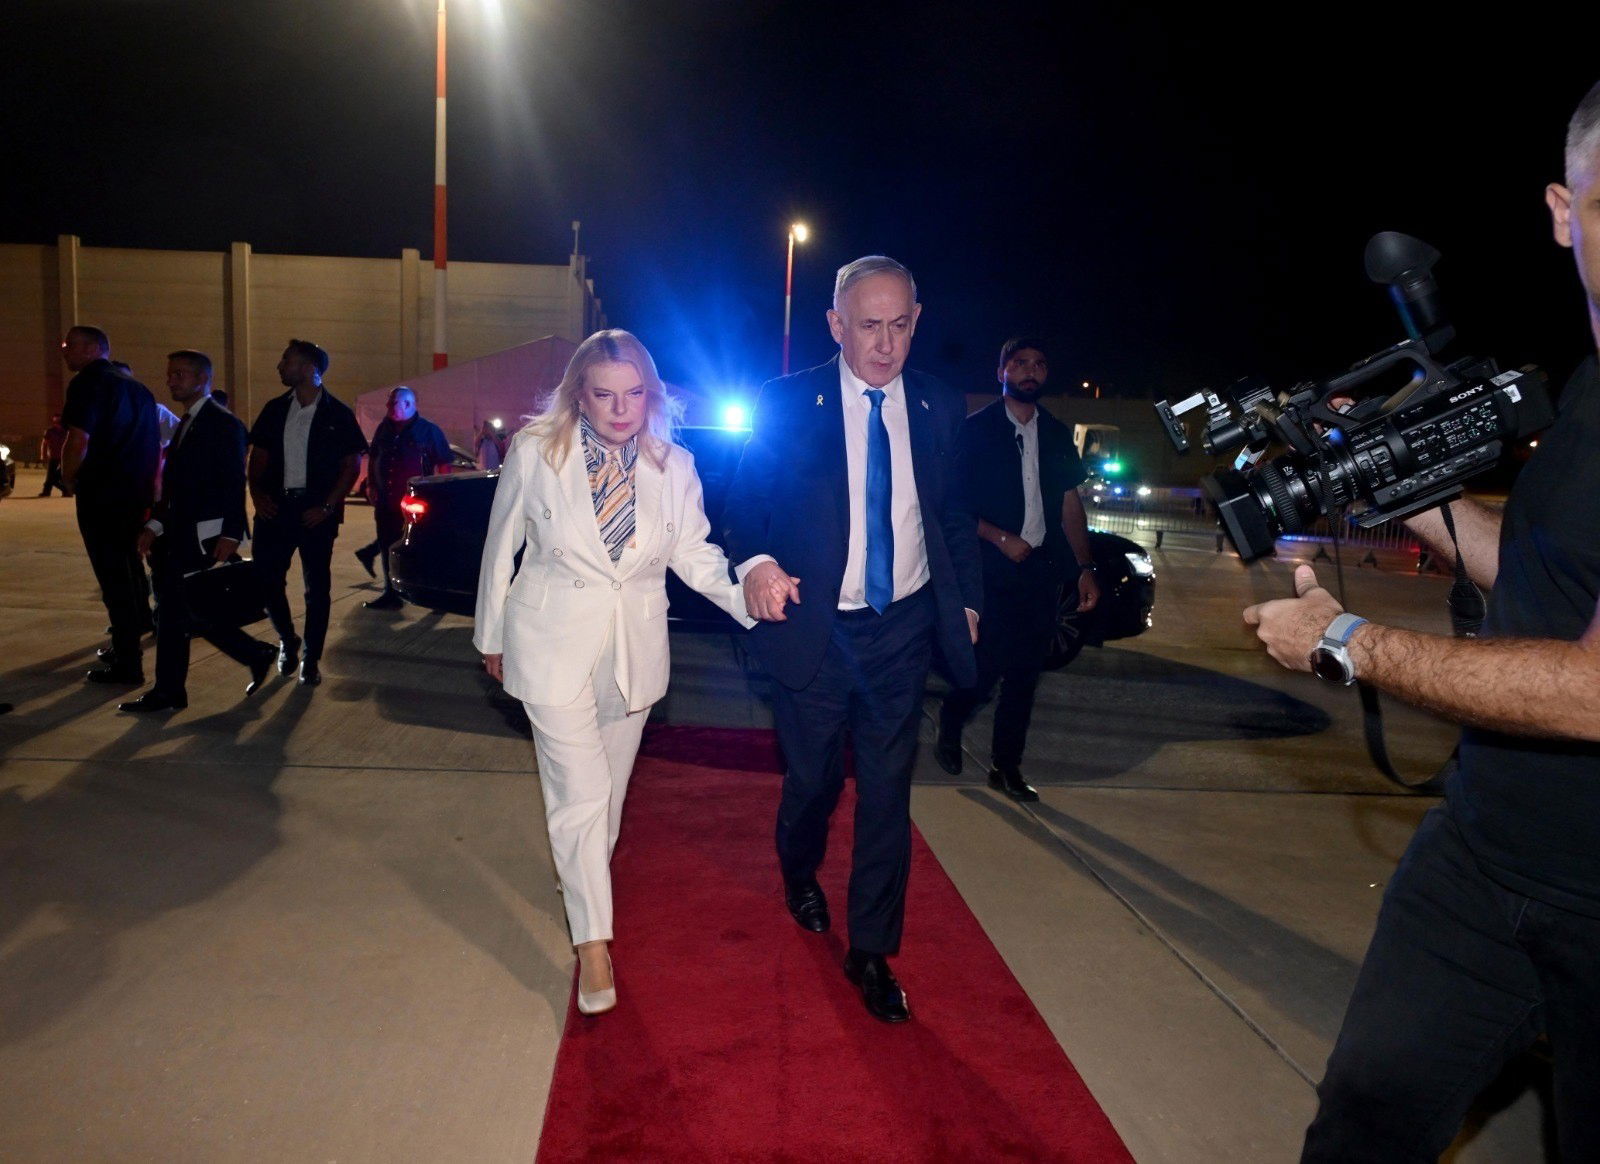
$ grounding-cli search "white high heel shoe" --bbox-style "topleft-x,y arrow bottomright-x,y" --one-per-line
577,951 -> 616,1016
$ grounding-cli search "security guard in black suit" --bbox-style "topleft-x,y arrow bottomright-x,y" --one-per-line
120,350 -> 276,713
937,337 -> 1101,800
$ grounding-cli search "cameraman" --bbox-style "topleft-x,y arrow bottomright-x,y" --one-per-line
1244,80 -> 1600,1161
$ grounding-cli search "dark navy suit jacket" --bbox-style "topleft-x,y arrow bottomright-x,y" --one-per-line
723,356 -> 983,690
956,398 -> 1088,588
152,398 -> 250,567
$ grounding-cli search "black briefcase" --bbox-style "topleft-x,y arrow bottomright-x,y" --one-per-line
183,558 -> 269,631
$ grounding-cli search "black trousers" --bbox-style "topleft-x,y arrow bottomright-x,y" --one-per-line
1303,803 -> 1600,1161
939,553 -> 1059,768
371,498 -> 404,592
151,540 -> 264,698
252,496 -> 339,663
76,496 -> 149,665
771,586 -> 936,955
41,458 -> 64,495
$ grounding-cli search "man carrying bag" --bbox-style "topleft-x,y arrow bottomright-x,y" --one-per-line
119,350 -> 276,714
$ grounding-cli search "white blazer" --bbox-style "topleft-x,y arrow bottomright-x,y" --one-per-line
473,425 -> 754,710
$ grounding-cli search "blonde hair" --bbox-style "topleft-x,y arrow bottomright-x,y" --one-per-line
527,329 -> 676,471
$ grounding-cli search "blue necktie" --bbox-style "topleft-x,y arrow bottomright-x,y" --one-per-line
864,388 -> 894,613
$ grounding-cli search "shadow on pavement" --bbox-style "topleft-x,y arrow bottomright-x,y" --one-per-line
0,691 -> 300,1045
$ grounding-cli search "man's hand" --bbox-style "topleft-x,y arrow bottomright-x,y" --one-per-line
213,537 -> 239,563
136,528 -> 156,560
1243,564 -> 1345,673
1077,568 -> 1101,613
743,560 -> 801,622
302,504 -> 332,529
483,653 -> 503,683
966,608 -> 980,644
999,535 -> 1031,564
253,492 -> 278,521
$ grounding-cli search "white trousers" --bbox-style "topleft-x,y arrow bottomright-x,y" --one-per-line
521,629 -> 649,947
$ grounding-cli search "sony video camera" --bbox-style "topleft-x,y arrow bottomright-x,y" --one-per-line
1154,232 -> 1554,562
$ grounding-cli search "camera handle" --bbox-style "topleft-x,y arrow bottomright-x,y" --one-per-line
1310,340 -> 1445,431
1350,501 -> 1483,793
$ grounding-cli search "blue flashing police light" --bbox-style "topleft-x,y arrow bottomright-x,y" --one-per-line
720,402 -> 750,431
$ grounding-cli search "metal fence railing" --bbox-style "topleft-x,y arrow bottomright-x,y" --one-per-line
1083,484 -> 1433,567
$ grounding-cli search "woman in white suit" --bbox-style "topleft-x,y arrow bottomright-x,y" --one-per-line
474,330 -> 753,1015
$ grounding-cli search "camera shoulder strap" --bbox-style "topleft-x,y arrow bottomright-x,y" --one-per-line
1356,501 -> 1481,793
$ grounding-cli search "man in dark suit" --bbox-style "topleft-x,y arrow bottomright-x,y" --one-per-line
936,338 -> 1101,800
59,325 -> 160,685
247,340 -> 367,687
724,255 -> 983,1023
119,351 -> 276,713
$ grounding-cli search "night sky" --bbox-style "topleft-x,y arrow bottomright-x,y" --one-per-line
9,2 -> 1598,403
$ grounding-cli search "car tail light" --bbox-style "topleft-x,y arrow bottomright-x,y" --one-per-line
400,496 -> 428,522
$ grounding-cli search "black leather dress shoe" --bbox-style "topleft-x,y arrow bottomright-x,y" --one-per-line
784,878 -> 830,933
245,645 -> 276,695
118,689 -> 187,713
96,645 -> 117,660
988,765 -> 1039,802
363,590 -> 403,610
354,544 -> 378,578
86,664 -> 143,685
277,637 -> 301,675
298,660 -> 322,687
844,949 -> 910,1023
934,734 -> 964,776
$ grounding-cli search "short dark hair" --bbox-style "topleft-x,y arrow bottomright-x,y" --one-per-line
998,336 -> 1048,368
285,338 -> 330,375
66,325 -> 110,354
167,349 -> 213,379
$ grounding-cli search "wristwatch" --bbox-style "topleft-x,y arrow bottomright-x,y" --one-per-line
1309,613 -> 1368,685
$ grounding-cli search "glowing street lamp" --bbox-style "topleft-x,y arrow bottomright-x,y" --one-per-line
782,222 -> 809,376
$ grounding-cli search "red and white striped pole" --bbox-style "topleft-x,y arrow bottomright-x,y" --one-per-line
431,0 -> 449,371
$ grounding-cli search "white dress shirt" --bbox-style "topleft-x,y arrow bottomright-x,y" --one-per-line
836,361 -> 930,610
1007,405 -> 1047,548
282,390 -> 322,490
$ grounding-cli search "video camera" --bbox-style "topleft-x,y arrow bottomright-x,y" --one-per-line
1155,232 -> 1554,562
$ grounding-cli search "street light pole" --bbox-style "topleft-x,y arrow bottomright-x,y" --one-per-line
432,0 -> 449,371
782,222 -> 808,376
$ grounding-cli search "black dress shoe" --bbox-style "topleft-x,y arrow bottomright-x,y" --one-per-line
934,734 -> 964,776
277,636 -> 301,675
784,878 -> 830,933
118,689 -> 188,713
86,664 -> 144,685
245,645 -> 276,695
96,645 -> 117,660
354,544 -> 379,578
844,949 -> 910,1023
363,590 -> 403,610
988,765 -> 1039,802
298,660 -> 322,687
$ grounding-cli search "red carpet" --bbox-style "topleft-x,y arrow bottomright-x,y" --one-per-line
536,725 -> 1132,1163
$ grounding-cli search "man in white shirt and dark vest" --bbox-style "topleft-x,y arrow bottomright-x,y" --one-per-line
937,337 -> 1101,800
246,340 -> 367,687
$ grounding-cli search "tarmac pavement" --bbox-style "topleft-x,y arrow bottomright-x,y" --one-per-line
0,468 -> 1551,1162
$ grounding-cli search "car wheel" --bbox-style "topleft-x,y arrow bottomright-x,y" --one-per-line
1041,584 -> 1088,670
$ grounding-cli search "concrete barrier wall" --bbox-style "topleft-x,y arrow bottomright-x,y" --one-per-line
0,236 -> 605,449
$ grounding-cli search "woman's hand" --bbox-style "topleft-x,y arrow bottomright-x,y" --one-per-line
483,653 -> 504,683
